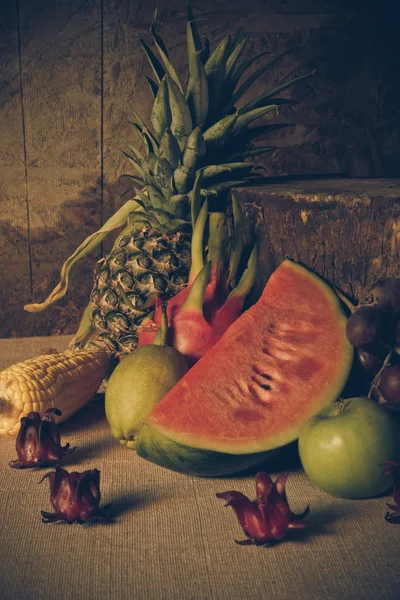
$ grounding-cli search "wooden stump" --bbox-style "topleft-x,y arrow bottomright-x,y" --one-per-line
233,178 -> 400,304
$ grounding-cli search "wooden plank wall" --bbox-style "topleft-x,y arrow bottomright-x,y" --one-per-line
0,0 -> 398,338
1,0 -> 103,337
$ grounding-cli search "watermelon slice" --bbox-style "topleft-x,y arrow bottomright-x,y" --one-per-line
136,260 -> 353,476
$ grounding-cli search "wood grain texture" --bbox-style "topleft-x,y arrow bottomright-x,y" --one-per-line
0,2 -> 32,335
17,0 -> 102,336
0,0 -> 399,337
234,179 -> 400,305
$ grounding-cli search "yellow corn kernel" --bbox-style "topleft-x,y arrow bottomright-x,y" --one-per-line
22,390 -> 32,404
0,349 -> 112,437
23,401 -> 33,413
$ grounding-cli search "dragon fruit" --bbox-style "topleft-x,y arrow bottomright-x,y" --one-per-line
138,195 -> 257,366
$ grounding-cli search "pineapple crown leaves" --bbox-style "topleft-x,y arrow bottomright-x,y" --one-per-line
120,6 -> 312,208
129,4 -> 309,152
226,194 -> 244,286
188,189 -> 257,296
186,10 -> 209,128
24,6 -> 310,316
221,44 -> 307,114
150,8 -> 184,93
128,190 -> 189,234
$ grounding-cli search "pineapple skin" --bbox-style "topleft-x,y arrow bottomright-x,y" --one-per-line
90,226 -> 191,354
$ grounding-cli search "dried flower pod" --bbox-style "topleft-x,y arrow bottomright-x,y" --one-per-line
216,471 -> 310,546
382,460 -> 400,523
40,466 -> 111,524
9,408 -> 75,469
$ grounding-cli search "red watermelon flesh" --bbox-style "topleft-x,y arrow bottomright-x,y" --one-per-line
143,260 -> 353,455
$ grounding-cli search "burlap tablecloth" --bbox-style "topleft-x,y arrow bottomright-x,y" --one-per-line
0,336 -> 399,600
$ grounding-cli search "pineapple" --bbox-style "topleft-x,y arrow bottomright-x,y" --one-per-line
25,7 -> 309,354
90,202 -> 193,353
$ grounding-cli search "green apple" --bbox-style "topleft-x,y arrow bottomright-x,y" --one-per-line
298,397 -> 400,499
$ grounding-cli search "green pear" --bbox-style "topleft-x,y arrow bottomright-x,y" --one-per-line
105,304 -> 188,448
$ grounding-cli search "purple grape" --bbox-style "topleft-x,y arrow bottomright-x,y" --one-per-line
365,278 -> 400,312
346,306 -> 383,348
379,364 -> 400,404
376,311 -> 397,347
357,344 -> 388,376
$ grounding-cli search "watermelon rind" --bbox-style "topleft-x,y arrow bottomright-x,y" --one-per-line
136,424 -> 279,477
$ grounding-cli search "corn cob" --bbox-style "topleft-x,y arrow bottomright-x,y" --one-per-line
0,350 -> 112,437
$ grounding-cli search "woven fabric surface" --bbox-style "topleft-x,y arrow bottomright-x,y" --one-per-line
0,336 -> 399,600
